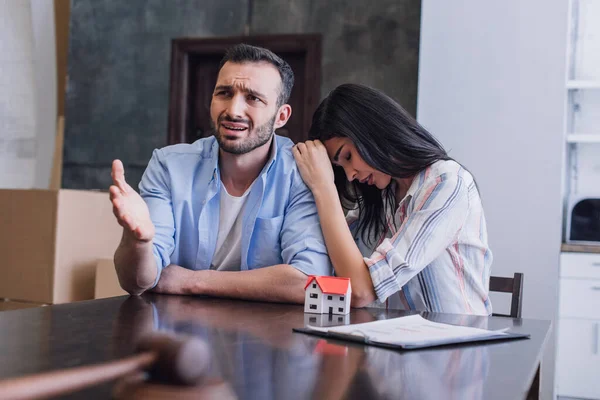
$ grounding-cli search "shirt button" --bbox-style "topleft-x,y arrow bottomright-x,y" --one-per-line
202,200 -> 206,205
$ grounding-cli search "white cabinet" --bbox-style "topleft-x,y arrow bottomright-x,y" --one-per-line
559,279 -> 600,320
556,319 -> 600,399
556,253 -> 600,399
560,253 -> 600,280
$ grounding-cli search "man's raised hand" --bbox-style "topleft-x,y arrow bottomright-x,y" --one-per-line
109,160 -> 155,242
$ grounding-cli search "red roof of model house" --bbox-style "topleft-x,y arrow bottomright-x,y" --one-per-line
313,339 -> 349,356
304,276 -> 351,295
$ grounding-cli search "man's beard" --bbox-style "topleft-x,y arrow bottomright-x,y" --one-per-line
212,114 -> 276,155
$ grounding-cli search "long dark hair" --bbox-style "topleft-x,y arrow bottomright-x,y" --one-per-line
309,83 -> 451,245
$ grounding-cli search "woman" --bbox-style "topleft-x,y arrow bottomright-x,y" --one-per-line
293,84 -> 492,315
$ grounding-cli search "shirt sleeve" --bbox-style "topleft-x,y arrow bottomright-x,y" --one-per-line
138,149 -> 175,287
279,177 -> 333,277
365,173 -> 469,303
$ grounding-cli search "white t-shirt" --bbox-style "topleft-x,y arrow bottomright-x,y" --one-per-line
210,183 -> 251,271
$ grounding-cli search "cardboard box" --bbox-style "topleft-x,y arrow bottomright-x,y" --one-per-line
0,189 -> 122,304
0,300 -> 46,312
94,259 -> 127,299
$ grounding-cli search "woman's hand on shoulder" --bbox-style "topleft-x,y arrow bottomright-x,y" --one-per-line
292,140 -> 335,194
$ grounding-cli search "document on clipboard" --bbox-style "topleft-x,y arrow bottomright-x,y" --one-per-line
294,314 -> 529,350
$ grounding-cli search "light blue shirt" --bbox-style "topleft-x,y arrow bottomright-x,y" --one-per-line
139,135 -> 332,285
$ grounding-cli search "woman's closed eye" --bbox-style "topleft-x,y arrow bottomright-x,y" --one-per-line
333,153 -> 351,167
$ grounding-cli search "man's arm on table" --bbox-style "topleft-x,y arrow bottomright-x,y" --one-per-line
153,264 -> 307,304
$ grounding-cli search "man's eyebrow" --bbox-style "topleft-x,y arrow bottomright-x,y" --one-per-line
214,85 -> 267,100
246,88 -> 267,99
333,144 -> 344,162
214,85 -> 232,92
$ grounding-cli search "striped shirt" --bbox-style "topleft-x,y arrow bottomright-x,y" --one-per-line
347,160 -> 493,315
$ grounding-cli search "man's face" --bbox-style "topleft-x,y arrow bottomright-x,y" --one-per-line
210,61 -> 284,155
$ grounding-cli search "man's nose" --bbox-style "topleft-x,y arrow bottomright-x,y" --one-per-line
226,94 -> 246,119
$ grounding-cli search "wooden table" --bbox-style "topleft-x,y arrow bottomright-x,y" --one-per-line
0,294 -> 550,399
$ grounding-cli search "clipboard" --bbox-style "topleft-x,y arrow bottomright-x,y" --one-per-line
293,314 -> 530,350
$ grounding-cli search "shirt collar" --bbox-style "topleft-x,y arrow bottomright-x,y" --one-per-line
209,134 -> 280,182
405,174 -> 421,199
261,135 -> 279,175
394,169 -> 424,207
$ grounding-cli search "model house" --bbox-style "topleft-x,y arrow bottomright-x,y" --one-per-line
304,276 -> 351,315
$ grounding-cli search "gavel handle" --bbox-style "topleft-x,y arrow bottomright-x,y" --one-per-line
0,351 -> 157,400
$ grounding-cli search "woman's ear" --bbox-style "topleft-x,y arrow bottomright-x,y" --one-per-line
273,104 -> 292,129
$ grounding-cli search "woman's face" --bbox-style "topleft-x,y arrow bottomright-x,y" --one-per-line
323,137 -> 392,190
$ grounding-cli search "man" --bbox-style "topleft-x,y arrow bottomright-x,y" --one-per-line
109,44 -> 331,303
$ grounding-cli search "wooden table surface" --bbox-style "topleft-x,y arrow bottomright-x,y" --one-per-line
0,294 -> 550,399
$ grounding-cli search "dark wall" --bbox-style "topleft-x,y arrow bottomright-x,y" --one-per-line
251,0 -> 420,112
63,0 -> 420,190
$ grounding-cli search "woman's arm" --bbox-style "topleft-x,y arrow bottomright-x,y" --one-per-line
293,142 -> 377,307
310,184 -> 377,307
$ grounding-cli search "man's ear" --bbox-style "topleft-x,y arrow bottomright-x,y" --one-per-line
273,104 -> 292,129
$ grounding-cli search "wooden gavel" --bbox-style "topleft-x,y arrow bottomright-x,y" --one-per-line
0,333 -> 210,400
